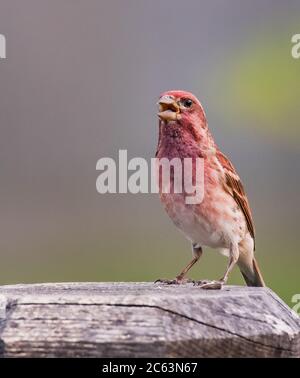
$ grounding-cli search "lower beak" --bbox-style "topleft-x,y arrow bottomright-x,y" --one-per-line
158,96 -> 180,122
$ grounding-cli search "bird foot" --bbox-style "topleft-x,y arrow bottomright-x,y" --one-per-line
154,277 -> 194,285
193,280 -> 224,290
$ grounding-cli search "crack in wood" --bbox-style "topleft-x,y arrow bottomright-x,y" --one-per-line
12,301 -> 296,353
0,284 -> 299,357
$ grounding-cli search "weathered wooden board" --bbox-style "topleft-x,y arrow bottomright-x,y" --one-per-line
0,282 -> 299,357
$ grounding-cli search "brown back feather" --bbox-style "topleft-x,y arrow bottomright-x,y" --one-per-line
217,151 -> 255,249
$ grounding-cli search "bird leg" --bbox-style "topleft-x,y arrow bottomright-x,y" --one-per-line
195,243 -> 239,290
155,244 -> 202,285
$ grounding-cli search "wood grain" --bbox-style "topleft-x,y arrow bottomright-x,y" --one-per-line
0,282 -> 299,357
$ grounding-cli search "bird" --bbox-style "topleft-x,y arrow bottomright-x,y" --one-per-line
155,90 -> 265,289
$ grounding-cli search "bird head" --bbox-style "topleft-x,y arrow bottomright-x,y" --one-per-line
158,90 -> 207,129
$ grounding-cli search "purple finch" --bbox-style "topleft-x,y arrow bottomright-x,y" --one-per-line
155,90 -> 265,289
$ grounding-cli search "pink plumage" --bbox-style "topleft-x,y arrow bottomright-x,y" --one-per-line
155,90 -> 265,288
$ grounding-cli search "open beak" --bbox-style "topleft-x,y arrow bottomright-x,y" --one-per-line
158,96 -> 180,122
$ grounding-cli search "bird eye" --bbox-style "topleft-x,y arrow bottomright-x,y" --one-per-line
181,98 -> 193,108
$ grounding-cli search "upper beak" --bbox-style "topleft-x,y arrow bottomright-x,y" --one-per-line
157,96 -> 180,122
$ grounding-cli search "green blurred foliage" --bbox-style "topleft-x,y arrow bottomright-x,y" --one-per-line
1,223 -> 298,310
221,28 -> 300,142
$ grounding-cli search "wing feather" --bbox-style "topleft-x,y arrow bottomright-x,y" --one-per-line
217,151 -> 255,247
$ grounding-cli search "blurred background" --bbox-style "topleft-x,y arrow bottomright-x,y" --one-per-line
0,0 -> 299,307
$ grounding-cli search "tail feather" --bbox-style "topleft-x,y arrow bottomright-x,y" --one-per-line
239,257 -> 265,287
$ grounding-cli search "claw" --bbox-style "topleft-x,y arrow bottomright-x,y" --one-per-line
154,278 -> 178,285
154,278 -> 194,285
194,280 -> 223,290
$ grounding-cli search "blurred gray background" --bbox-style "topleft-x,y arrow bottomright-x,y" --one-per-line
0,0 -> 299,305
